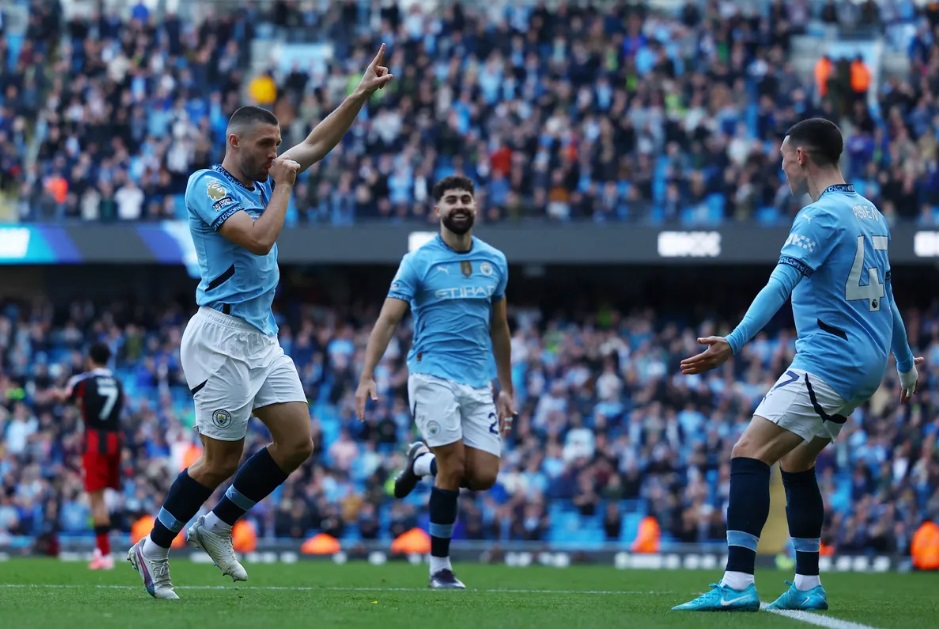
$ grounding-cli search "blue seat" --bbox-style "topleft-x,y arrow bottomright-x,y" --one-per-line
756,206 -> 779,225
620,513 -> 643,543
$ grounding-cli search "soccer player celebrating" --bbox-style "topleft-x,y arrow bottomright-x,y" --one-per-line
672,118 -> 924,612
355,175 -> 515,589
128,46 -> 393,600
53,342 -> 125,570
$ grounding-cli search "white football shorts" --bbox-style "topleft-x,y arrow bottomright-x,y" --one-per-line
180,307 -> 306,441
754,367 -> 857,442
407,373 -> 502,457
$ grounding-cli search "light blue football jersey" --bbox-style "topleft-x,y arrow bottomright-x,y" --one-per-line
185,164 -> 279,336
388,235 -> 508,388
779,183 -> 893,402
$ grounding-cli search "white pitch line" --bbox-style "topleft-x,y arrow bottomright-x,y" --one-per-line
0,583 -> 672,596
764,606 -> 882,629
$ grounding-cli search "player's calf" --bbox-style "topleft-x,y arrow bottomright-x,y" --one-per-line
194,446 -> 288,581
425,442 -> 465,586
145,468 -> 216,559
721,457 -> 771,590
780,465 -> 825,594
205,446 -> 289,529
673,457 -> 770,613
428,485 -> 462,587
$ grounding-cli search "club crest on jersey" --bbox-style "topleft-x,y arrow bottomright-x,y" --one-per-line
426,421 -> 441,437
461,261 -> 473,277
480,262 -> 494,276
212,409 -> 232,428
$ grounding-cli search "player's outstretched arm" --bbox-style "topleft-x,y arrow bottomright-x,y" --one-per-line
218,157 -> 300,254
50,375 -> 81,404
280,44 -> 394,173
887,280 -> 924,402
490,298 -> 516,436
355,297 -> 409,420
680,262 -> 802,375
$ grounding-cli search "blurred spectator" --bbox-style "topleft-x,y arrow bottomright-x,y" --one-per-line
0,1 -> 934,226
1,292 -> 938,551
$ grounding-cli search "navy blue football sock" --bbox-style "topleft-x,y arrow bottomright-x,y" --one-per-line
725,457 -> 771,575
429,486 -> 459,559
782,467 -> 823,576
150,469 -> 214,548
211,447 -> 289,526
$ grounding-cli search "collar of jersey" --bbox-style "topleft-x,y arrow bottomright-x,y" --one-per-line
213,164 -> 256,191
821,183 -> 855,196
436,234 -> 475,254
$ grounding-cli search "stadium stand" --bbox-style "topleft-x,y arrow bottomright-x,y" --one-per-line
0,293 -> 937,552
1,0 -> 938,560
2,0 -> 937,225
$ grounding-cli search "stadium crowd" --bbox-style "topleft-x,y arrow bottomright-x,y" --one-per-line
1,296 -> 937,553
2,0 -> 939,558
2,0 -> 938,225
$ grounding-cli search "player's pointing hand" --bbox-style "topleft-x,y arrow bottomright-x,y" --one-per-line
270,157 -> 300,187
680,336 -> 734,375
354,377 -> 378,421
357,43 -> 394,96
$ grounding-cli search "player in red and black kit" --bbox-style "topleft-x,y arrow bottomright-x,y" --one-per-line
53,342 -> 125,570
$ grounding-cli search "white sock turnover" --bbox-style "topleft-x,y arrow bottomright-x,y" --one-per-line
720,571 -> 754,590
142,535 -> 170,559
429,554 -> 452,575
414,453 -> 435,477
794,574 -> 821,590
202,511 -> 232,533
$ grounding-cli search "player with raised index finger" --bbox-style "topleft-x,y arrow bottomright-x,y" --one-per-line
128,45 -> 393,600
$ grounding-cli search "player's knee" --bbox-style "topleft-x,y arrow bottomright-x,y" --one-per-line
731,437 -> 756,460
197,462 -> 239,486
293,438 -> 315,463
465,469 -> 498,491
278,437 -> 314,470
436,458 -> 466,488
193,448 -> 241,485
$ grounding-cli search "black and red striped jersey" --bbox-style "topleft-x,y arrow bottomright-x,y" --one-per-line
66,368 -> 124,432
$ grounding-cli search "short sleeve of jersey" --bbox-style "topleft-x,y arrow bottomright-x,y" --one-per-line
778,206 -> 838,277
66,375 -> 82,403
388,253 -> 419,302
493,253 -> 509,301
188,174 -> 245,231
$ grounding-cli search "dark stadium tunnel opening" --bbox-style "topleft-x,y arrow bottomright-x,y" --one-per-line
3,263 -> 936,326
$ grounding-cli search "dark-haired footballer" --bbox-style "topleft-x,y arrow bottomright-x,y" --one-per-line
674,118 -> 923,612
128,46 -> 393,600
355,175 -> 516,589
53,342 -> 125,570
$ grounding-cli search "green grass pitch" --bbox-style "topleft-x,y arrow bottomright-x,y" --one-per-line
0,558 -> 936,628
